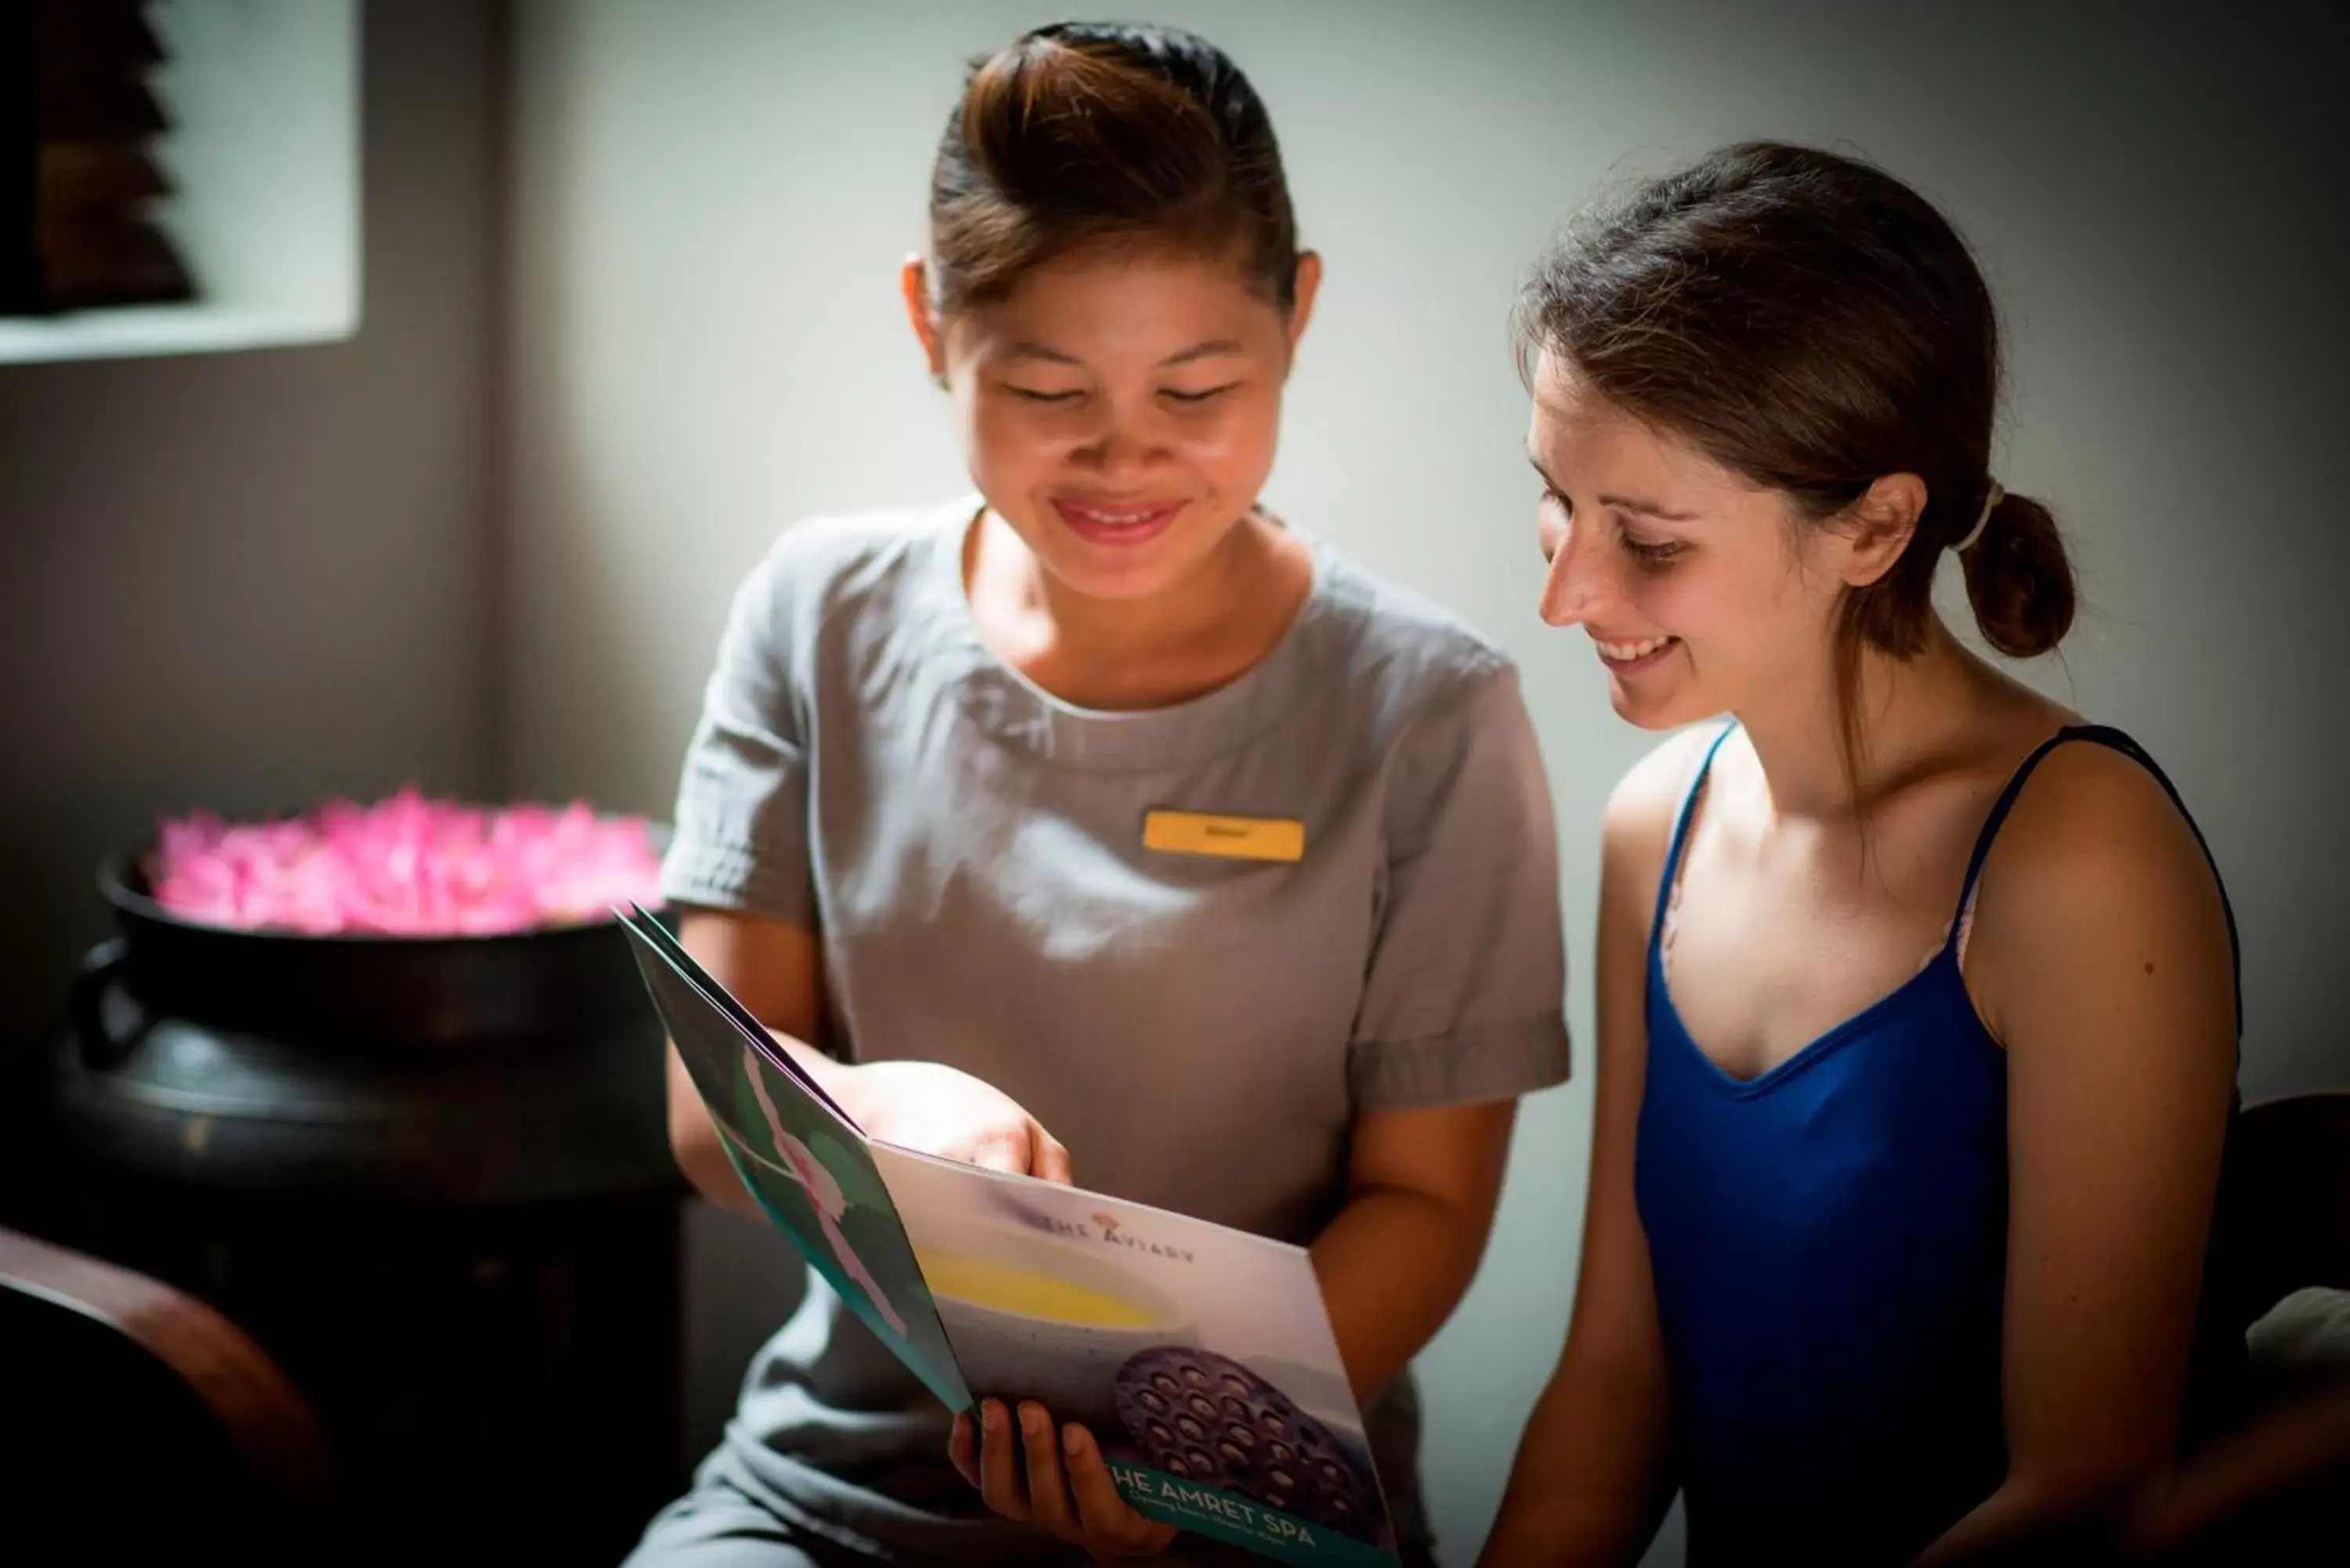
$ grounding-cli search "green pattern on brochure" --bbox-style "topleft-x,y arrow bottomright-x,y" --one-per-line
619,913 -> 971,1411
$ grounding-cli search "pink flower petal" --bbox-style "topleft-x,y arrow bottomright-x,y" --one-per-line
149,790 -> 660,936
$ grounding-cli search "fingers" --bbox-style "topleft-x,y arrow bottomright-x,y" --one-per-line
948,1409 -> 978,1489
971,1400 -> 1169,1560
1018,1401 -> 1083,1540
971,1118 -> 1070,1183
1031,1123 -> 1074,1184
1065,1422 -> 1180,1555
976,1399 -> 1032,1522
967,1125 -> 1030,1176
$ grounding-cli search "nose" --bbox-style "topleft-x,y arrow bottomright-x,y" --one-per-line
1538,515 -> 1615,628
1071,401 -> 1170,478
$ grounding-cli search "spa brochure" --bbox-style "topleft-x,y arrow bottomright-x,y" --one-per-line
616,904 -> 1401,1566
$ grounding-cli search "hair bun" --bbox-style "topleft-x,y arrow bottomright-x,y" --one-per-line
960,33 -> 1221,215
1960,489 -> 2076,657
928,24 -> 1297,313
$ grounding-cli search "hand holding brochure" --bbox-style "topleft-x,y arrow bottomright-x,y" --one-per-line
617,905 -> 1401,1566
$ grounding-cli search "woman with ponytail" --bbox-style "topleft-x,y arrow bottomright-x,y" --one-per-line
627,23 -> 1571,1568
1481,143 -> 2244,1567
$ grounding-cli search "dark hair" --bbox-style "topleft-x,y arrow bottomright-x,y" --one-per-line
1517,143 -> 2077,779
926,22 -> 1299,315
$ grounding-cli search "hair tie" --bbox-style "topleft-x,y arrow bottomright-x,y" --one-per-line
1954,481 -> 2004,553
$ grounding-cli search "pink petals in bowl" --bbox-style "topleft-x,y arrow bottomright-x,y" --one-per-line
146,789 -> 663,937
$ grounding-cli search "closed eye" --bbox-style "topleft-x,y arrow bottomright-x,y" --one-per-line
1005,385 -> 1083,403
1162,383 -> 1240,404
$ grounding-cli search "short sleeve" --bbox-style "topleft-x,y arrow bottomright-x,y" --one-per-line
658,540 -> 816,924
1348,656 -> 1571,1110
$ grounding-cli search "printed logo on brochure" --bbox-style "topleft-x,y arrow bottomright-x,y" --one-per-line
982,1191 -> 1198,1263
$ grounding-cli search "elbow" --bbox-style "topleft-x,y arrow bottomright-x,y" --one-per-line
665,1115 -> 703,1187
1982,1458 -> 2171,1558
663,1088 -> 700,1176
2020,1443 -> 2177,1512
1380,1180 -> 1496,1297
667,1103 -> 747,1211
663,1042 -> 745,1208
664,1096 -> 702,1174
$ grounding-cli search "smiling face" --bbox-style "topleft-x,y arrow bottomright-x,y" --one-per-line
906,240 -> 1318,604
1528,352 -> 1859,732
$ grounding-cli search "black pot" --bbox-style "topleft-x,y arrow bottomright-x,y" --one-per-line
50,835 -> 682,1205
38,825 -> 693,1566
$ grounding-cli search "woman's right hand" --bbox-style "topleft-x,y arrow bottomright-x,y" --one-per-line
663,909 -> 1073,1206
836,1059 -> 1074,1183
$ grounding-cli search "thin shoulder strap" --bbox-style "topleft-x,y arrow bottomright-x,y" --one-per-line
1648,723 -> 1739,943
1950,724 -> 2243,1035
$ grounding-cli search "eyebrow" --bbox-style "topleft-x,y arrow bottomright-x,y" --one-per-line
1160,339 -> 1245,367
1527,452 -> 1703,522
1002,339 -> 1247,370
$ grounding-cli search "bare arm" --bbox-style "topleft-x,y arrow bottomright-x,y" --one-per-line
1479,739 -> 1700,1567
663,906 -> 836,1214
1917,746 -> 2238,1563
1311,1098 -> 1519,1403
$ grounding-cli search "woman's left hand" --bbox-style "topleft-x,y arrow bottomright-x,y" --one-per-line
950,1397 -> 1180,1561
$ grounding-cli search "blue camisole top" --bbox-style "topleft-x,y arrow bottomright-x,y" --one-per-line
1632,724 -> 2243,1565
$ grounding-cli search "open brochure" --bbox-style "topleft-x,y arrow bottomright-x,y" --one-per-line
616,904 -> 1401,1567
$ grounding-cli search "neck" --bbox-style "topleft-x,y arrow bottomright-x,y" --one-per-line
968,507 -> 1294,708
1733,618 -> 1980,820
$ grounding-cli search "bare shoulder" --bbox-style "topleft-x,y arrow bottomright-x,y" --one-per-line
1600,724 -> 1727,916
1603,724 -> 1723,844
1981,737 -> 2222,910
1969,734 -> 2235,1048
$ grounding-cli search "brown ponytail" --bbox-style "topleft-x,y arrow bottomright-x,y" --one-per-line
1959,489 -> 2076,658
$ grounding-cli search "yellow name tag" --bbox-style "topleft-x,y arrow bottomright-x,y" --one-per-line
1141,809 -> 1305,863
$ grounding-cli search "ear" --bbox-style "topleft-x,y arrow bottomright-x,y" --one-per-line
1837,472 -> 1927,587
1282,251 -> 1323,361
901,255 -> 947,384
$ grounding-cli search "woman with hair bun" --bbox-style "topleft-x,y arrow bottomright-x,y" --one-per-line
1482,143 -> 2245,1567
627,22 -> 1571,1567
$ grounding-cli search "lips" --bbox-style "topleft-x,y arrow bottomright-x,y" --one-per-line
1051,497 -> 1185,548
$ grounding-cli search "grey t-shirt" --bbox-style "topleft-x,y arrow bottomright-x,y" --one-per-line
660,498 -> 1570,1565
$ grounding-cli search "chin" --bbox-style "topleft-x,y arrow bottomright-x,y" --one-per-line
1606,677 -> 1714,733
1039,545 -> 1191,604
1036,512 -> 1234,602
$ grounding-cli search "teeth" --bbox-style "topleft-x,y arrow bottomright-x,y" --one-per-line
1596,635 -> 1673,661
1068,504 -> 1166,526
